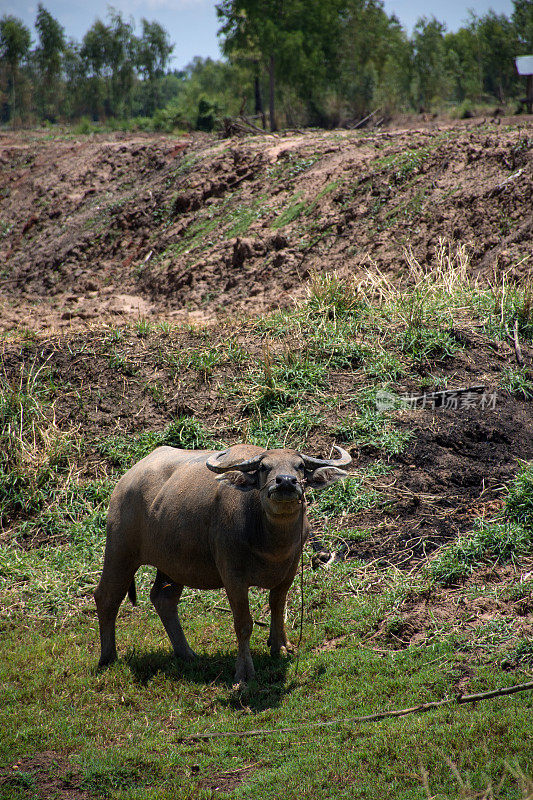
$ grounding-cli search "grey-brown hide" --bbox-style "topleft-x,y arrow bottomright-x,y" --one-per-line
94,444 -> 350,683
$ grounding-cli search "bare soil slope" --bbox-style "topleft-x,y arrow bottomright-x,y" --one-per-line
0,118 -> 531,331
1,119 -> 533,661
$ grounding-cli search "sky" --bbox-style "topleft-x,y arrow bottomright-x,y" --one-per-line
1,0 -> 516,70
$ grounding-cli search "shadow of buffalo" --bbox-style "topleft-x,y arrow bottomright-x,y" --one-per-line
123,648 -> 294,712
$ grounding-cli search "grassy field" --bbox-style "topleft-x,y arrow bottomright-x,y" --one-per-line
1,249 -> 533,799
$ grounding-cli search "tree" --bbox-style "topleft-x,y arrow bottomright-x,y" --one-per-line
474,12 -> 519,101
136,19 -> 174,114
444,25 -> 484,102
373,14 -> 413,113
337,0 -> 409,119
81,19 -> 113,117
62,38 -> 85,117
512,0 -> 533,52
217,0 -> 279,129
217,0 -> 346,130
411,17 -> 449,109
80,9 -> 138,118
0,15 -> 31,121
34,4 -> 65,120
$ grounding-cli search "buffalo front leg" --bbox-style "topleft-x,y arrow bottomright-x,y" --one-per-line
150,570 -> 196,661
268,583 -> 295,657
225,585 -> 255,684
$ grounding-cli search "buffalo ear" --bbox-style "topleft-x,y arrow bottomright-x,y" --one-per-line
307,466 -> 348,491
216,470 -> 258,488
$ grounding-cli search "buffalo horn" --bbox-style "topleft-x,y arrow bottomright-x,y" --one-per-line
205,450 -> 266,473
300,445 -> 352,469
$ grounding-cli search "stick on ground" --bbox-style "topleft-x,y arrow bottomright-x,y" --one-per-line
179,680 -> 533,742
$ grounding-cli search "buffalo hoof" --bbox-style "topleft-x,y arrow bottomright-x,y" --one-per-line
234,655 -> 255,685
175,645 -> 197,662
269,641 -> 295,657
97,653 -> 117,671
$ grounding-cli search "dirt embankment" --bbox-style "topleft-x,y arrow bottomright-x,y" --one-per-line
1,120 -> 533,648
0,118 -> 531,333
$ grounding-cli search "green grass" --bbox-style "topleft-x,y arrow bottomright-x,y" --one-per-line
3,248 -> 533,798
227,346 -> 332,413
475,281 -> 533,344
1,561 -> 533,799
500,366 -> 533,400
505,461 -> 533,528
96,417 -> 220,472
429,461 -> 533,585
334,408 -> 412,455
266,153 -> 321,184
0,360 -> 80,526
371,142 -> 435,179
224,196 -> 270,238
430,519 -> 533,585
308,474 -> 386,521
244,404 -> 324,449
272,192 -> 309,229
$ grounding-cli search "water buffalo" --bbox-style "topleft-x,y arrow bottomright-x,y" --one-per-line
94,444 -> 351,683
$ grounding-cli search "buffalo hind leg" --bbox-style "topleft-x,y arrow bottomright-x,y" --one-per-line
150,570 -> 196,661
268,582 -> 295,657
225,584 -> 254,684
94,561 -> 138,669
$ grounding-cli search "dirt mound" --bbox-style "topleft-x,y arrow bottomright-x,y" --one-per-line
3,313 -> 532,564
1,120 -> 532,569
0,119 -> 531,333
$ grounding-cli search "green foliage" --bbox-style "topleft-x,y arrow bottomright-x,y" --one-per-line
513,0 -> 533,52
431,461 -> 533,585
0,16 -> 31,68
34,4 -> 66,121
0,1 -> 529,127
412,17 -> 451,108
505,461 -> 533,527
0,14 -> 31,122
96,417 -> 220,472
245,404 -> 324,449
309,475 -> 385,520
196,96 -> 218,132
430,520 -> 532,585
334,408 -> 411,455
500,366 -> 533,400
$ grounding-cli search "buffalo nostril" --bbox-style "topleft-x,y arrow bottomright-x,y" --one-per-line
276,474 -> 298,486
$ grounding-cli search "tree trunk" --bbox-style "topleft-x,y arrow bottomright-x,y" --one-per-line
254,68 -> 265,130
269,53 -> 277,132
10,66 -> 16,123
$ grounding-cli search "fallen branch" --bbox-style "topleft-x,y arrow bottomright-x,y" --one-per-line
179,680 -> 533,742
350,108 -> 380,130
